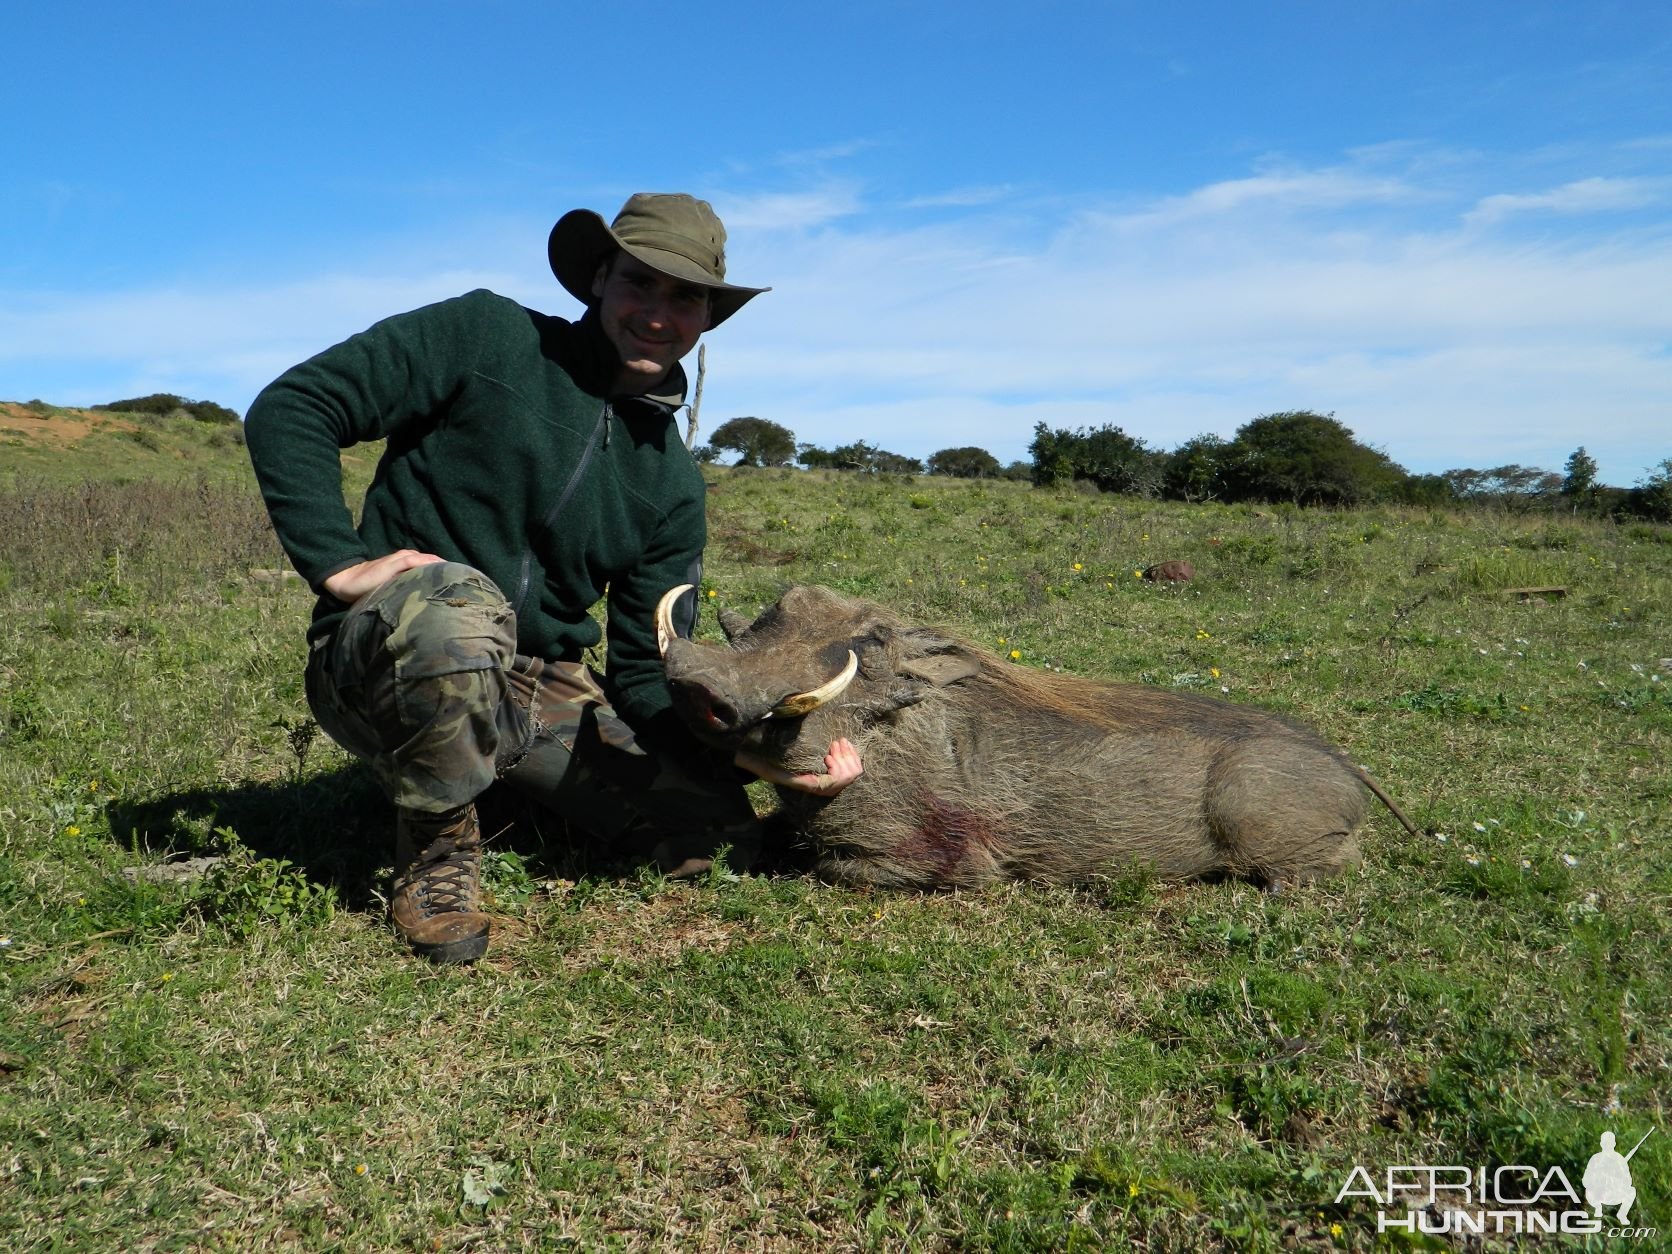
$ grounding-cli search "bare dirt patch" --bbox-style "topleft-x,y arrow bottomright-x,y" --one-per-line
0,402 -> 139,449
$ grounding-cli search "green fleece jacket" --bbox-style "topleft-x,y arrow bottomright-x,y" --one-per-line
244,288 -> 706,734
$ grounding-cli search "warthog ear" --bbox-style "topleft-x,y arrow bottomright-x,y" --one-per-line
898,654 -> 980,687
718,608 -> 752,642
894,629 -> 981,688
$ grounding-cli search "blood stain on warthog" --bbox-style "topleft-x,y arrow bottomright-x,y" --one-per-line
896,795 -> 995,879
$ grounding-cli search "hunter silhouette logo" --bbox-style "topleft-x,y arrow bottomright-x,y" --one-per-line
1585,1129 -> 1652,1224
1336,1125 -> 1658,1239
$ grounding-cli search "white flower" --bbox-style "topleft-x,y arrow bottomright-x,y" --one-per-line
1466,855 -> 1482,867
1521,859 -> 1532,869
1472,822 -> 1487,833
1435,834 -> 1449,844
1562,853 -> 1579,867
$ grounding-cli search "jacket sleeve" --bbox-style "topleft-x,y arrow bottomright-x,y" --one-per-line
603,484 -> 707,734
243,291 -> 490,591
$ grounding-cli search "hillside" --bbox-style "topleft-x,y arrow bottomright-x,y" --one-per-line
0,400 -> 382,492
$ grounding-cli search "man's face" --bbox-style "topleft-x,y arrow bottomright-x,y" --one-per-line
591,253 -> 712,387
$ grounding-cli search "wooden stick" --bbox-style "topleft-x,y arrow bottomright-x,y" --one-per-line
685,342 -> 706,450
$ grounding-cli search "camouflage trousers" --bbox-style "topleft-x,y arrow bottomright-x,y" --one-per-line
304,562 -> 759,866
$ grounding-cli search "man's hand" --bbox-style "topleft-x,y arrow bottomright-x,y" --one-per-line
735,737 -> 863,797
322,549 -> 444,604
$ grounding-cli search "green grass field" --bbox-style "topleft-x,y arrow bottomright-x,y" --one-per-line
2,432 -> 1670,1249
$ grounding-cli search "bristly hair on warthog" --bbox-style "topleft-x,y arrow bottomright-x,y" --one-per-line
657,583 -> 1418,893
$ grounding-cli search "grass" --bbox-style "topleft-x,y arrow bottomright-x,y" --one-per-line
2,452 -> 1670,1250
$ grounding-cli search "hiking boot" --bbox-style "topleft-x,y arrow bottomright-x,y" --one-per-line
392,804 -> 490,964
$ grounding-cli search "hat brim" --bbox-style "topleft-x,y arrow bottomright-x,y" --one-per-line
547,208 -> 768,329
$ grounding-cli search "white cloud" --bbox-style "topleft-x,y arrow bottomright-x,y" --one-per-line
1465,176 -> 1667,226
710,186 -> 864,232
903,185 -> 1018,209
4,149 -> 1669,487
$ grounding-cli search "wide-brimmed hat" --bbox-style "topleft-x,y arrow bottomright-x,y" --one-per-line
548,192 -> 768,329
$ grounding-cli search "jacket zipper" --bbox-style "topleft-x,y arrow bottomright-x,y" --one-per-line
512,400 -> 612,616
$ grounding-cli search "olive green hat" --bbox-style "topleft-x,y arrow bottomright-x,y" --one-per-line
547,192 -> 769,329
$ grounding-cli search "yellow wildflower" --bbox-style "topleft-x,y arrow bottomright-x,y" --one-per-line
706,589 -> 717,598
354,1163 -> 368,1176
1072,562 -> 1083,571
1009,649 -> 1021,661
1128,1181 -> 1139,1197
1210,667 -> 1221,679
1329,1223 -> 1342,1237
65,825 -> 81,837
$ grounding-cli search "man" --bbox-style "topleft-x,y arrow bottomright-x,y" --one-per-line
246,193 -> 859,965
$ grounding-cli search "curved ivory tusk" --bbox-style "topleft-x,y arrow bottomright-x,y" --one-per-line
771,650 -> 859,717
655,584 -> 695,657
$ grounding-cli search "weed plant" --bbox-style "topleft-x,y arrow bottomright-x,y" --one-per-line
1,465 -> 1669,1250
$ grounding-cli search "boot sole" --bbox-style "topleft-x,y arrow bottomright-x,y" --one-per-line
407,924 -> 491,965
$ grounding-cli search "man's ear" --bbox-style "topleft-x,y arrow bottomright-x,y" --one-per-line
590,260 -> 610,301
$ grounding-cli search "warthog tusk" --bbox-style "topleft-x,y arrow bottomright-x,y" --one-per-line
772,650 -> 859,717
655,584 -> 695,656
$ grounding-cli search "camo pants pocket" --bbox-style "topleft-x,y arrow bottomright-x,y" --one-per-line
307,562 -> 517,812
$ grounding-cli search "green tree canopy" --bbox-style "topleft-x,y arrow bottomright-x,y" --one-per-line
1222,411 -> 1407,506
797,443 -> 842,470
1441,464 -> 1563,511
1562,446 -> 1600,508
1028,422 -> 1162,495
829,439 -> 922,474
927,446 -> 1002,478
1622,458 -> 1672,522
1162,434 -> 1232,503
707,416 -> 797,467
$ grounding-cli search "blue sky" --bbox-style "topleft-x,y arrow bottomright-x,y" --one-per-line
3,1 -> 1669,485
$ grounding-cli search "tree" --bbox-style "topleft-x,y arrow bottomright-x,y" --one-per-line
1222,411 -> 1407,506
829,439 -> 921,474
1162,434 -> 1232,503
1027,422 -> 1161,495
707,416 -> 796,467
927,446 -> 1001,478
1621,458 -> 1672,523
1441,464 -> 1563,512
797,442 -> 842,470
1562,446 -> 1600,512
1027,423 -> 1074,488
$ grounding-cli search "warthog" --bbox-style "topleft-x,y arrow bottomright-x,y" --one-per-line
657,584 -> 1415,891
